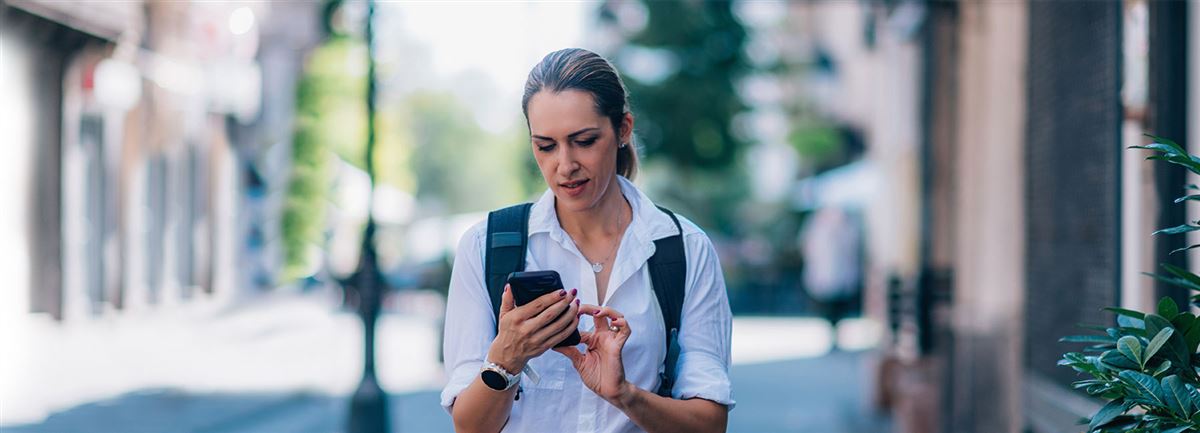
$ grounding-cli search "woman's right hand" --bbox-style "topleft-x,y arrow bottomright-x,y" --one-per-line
486,284 -> 581,373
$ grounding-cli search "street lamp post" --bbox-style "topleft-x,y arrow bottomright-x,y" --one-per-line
342,0 -> 390,432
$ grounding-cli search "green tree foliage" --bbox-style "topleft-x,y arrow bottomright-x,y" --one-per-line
400,92 -> 538,214
609,1 -> 750,171
283,34 -> 370,282
599,1 -> 752,235
1060,136 -> 1200,432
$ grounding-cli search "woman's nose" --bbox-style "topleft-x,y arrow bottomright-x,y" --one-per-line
556,146 -> 580,174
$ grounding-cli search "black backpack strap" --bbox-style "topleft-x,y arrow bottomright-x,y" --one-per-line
485,203 -> 533,333
649,206 -> 686,397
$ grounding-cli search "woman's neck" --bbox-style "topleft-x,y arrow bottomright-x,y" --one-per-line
556,177 -> 630,242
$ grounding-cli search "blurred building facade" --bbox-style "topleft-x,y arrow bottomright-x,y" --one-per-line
1,0 -> 322,326
782,1 -> 1194,432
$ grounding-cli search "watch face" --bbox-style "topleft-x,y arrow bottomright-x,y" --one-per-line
481,369 -> 508,390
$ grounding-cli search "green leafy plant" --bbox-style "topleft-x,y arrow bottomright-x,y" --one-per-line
1060,135 -> 1200,432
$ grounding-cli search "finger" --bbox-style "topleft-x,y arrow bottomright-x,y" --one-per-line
549,304 -> 582,345
525,287 -> 570,314
553,345 -> 584,367
611,317 -> 632,339
597,306 -> 625,320
531,298 -> 579,346
578,304 -> 602,317
499,284 -> 515,315
542,318 -> 580,352
577,331 -> 597,347
528,290 -> 576,330
592,309 -> 609,333
594,307 -> 626,333
510,287 -> 567,322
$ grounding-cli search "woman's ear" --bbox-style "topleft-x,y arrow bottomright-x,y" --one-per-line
620,113 -> 635,146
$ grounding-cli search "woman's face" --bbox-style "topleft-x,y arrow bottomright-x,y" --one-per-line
526,89 -> 631,213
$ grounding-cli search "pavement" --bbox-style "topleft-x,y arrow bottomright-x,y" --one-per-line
0,291 -> 891,433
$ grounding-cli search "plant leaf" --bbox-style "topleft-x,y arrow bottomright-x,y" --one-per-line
1105,307 -> 1147,320
1153,360 -> 1173,377
1062,335 -> 1119,344
1172,313 -> 1196,331
1142,272 -> 1200,292
1161,297 -> 1181,319
1090,397 -> 1129,431
1119,370 -> 1168,407
1101,349 -> 1141,370
1118,336 -> 1144,366
1171,244 -> 1200,255
1163,265 -> 1200,286
1146,315 -> 1173,341
1175,195 -> 1200,203
1146,328 -> 1175,362
1163,375 -> 1192,417
1144,314 -> 1193,372
1141,134 -> 1186,152
1132,141 -> 1186,155
1154,224 -> 1200,236
1184,320 -> 1200,354
1119,326 -> 1148,338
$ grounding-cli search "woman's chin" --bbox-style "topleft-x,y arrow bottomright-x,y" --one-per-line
554,193 -> 595,212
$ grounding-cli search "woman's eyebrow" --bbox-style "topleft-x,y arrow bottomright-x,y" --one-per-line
531,127 -> 599,141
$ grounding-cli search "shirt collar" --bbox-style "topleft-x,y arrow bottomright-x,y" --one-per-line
527,176 -> 681,244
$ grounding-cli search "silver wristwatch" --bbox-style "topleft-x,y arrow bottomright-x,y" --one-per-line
480,361 -> 520,391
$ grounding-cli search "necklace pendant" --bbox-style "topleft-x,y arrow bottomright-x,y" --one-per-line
591,262 -> 603,273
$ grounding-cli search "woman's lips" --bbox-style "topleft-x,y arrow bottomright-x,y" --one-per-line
560,179 -> 589,197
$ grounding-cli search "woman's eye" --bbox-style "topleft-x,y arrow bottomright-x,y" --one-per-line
536,143 -> 556,152
575,138 -> 597,147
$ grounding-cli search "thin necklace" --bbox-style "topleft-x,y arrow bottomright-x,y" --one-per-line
586,207 -> 627,274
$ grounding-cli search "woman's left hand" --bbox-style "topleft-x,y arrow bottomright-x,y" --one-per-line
553,305 -> 636,406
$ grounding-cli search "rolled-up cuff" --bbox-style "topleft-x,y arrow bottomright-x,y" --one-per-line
671,352 -> 735,410
440,360 -> 483,413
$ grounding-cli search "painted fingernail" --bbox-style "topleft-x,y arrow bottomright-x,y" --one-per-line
570,288 -> 578,296
559,289 -> 567,297
574,299 -> 580,306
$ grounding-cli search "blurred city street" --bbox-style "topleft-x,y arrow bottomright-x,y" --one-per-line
2,288 -> 887,433
6,355 -> 889,433
3,0 -> 1195,432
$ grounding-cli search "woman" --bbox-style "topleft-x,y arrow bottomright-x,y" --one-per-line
441,48 -> 734,433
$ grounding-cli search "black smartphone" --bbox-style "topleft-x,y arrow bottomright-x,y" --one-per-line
507,270 -> 582,347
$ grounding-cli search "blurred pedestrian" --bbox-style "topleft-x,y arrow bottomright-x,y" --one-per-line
441,48 -> 734,433
799,206 -> 864,350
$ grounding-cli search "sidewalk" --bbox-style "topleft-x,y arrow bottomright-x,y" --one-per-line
1,288 -> 890,432
0,290 -> 444,426
4,350 -> 890,433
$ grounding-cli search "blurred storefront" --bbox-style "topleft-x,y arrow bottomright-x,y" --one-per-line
781,0 -> 1194,432
1,0 -> 321,324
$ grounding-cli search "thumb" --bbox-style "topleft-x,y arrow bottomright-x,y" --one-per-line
577,331 -> 597,347
553,345 -> 585,368
499,284 -> 515,315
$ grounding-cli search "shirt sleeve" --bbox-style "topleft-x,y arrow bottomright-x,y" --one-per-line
439,222 -> 496,413
671,233 -> 736,410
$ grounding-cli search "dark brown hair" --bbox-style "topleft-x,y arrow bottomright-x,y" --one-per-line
522,48 -> 638,180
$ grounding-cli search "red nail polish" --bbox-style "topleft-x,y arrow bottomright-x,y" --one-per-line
574,299 -> 580,306
559,289 -> 566,297
570,288 -> 578,296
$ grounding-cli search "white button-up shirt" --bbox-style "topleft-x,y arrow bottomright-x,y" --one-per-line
441,176 -> 735,433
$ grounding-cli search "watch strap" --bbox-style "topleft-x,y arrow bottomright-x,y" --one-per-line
521,364 -> 540,385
